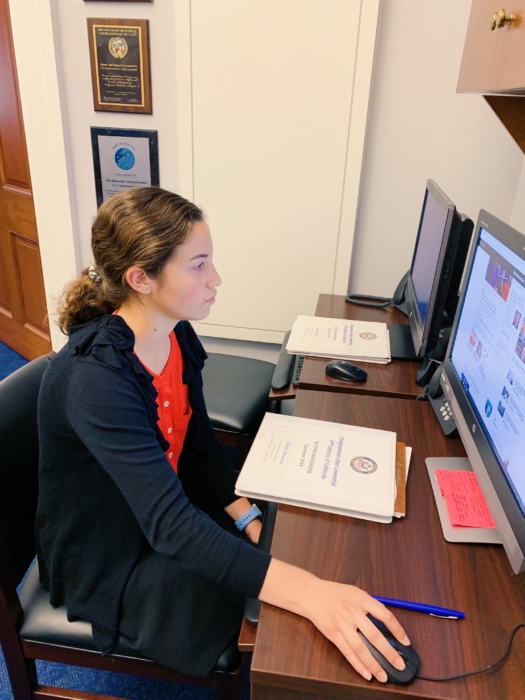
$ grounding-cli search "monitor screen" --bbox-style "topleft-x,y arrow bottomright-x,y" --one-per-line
411,189 -> 449,327
450,226 -> 525,516
442,209 -> 525,574
403,180 -> 472,358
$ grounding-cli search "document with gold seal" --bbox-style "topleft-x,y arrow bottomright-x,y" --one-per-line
87,18 -> 152,113
235,413 -> 411,523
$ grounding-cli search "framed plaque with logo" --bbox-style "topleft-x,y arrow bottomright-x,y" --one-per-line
91,127 -> 159,207
87,18 -> 152,113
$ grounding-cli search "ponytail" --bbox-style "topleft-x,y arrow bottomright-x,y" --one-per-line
57,267 -> 121,334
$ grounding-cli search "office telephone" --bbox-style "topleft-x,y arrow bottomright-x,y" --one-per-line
393,270 -> 409,306
427,365 -> 458,437
345,270 -> 409,313
271,331 -> 305,390
271,331 -> 294,390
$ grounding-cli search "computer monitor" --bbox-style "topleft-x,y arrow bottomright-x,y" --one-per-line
441,209 -> 525,575
401,180 -> 473,359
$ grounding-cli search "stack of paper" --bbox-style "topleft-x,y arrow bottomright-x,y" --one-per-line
235,413 -> 411,524
286,315 -> 391,364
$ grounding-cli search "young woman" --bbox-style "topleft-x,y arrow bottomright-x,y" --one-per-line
36,187 -> 409,683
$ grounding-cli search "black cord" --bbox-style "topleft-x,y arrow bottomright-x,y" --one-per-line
416,623 -> 525,682
345,294 -> 393,308
416,386 -> 429,401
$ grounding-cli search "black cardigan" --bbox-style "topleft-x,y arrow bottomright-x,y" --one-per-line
36,315 -> 271,653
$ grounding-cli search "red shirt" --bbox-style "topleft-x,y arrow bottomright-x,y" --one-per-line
139,331 -> 192,473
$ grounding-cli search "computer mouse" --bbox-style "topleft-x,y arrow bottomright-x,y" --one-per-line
325,359 -> 368,382
357,615 -> 419,684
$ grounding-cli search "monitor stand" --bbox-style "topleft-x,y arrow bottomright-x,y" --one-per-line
389,324 -> 419,360
425,457 -> 502,545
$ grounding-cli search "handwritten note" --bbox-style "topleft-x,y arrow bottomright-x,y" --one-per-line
435,469 -> 496,529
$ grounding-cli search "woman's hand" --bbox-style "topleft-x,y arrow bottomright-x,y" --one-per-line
303,578 -> 409,682
258,559 -> 410,683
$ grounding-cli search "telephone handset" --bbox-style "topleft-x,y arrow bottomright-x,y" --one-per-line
345,270 -> 410,310
393,270 -> 409,305
427,365 -> 444,398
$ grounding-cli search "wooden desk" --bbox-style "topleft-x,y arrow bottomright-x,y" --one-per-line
250,390 -> 525,700
298,294 -> 422,399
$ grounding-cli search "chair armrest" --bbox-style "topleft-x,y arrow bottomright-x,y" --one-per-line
270,331 -> 294,390
243,501 -> 278,627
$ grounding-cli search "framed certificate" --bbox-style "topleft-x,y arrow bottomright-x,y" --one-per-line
87,18 -> 152,113
91,127 -> 159,207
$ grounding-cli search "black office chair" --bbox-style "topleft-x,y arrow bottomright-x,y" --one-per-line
202,353 -> 276,469
0,355 -> 242,700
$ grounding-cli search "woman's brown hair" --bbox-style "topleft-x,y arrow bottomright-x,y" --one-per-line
57,187 -> 203,334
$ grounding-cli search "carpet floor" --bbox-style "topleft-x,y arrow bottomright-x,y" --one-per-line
0,343 -> 251,700
0,342 -> 28,381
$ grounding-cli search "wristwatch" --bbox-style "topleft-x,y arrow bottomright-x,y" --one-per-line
234,504 -> 262,532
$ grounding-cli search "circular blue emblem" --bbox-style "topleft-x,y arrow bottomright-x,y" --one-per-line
114,147 -> 135,170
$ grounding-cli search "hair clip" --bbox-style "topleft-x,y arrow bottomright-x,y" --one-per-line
88,265 -> 102,283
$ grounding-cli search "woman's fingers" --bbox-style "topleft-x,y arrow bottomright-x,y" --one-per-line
316,587 -> 409,680
357,616 -> 408,673
328,628 -> 388,683
365,598 -> 411,645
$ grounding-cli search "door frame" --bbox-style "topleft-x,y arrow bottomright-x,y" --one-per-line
8,0 -> 77,352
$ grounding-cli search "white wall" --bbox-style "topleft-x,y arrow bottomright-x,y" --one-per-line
52,0 -> 180,267
348,0 -> 525,298
510,160 -> 525,234
13,0 -> 525,346
51,0 -> 379,344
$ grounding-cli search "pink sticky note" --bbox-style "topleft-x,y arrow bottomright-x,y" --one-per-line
435,469 -> 496,529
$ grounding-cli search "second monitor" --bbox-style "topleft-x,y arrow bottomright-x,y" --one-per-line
390,179 -> 473,361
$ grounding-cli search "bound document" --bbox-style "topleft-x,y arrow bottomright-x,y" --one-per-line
235,413 -> 398,523
286,315 -> 391,364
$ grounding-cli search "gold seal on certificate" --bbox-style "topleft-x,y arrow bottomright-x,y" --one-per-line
108,37 -> 128,60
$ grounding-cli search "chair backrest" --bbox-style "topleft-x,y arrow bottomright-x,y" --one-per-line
202,354 -> 275,432
0,354 -> 53,587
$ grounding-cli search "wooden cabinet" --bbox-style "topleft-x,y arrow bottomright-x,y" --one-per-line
458,0 -> 525,94
457,0 -> 525,153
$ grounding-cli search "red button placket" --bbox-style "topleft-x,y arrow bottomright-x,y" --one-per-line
158,377 -> 176,468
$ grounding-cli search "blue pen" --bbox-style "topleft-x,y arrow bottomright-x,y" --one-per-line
373,596 -> 465,619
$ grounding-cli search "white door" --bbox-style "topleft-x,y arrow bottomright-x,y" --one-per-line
176,0 -> 379,342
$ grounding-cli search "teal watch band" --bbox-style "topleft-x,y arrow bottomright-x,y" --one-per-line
234,504 -> 262,532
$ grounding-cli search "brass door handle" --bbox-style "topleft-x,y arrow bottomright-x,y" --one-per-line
490,9 -> 515,29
